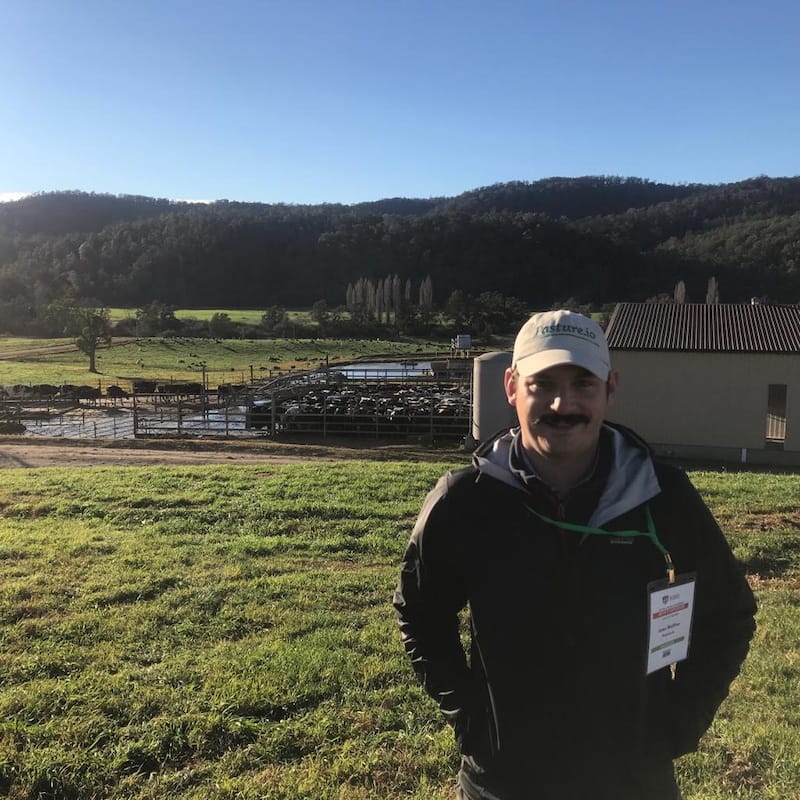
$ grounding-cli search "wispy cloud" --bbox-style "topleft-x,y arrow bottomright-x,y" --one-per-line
0,192 -> 29,203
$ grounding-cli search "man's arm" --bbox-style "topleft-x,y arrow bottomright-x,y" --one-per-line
393,477 -> 472,743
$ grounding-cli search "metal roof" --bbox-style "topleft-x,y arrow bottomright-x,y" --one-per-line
605,303 -> 800,353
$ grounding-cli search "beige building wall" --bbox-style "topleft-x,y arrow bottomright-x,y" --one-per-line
606,351 -> 800,453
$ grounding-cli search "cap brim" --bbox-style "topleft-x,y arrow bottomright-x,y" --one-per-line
514,348 -> 609,381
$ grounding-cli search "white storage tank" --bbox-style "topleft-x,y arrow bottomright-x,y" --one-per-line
472,351 -> 515,445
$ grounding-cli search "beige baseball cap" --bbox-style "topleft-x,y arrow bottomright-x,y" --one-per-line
512,309 -> 610,380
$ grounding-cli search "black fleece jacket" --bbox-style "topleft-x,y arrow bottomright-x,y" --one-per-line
393,425 -> 756,800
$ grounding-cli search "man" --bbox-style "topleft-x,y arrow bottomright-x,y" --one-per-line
393,309 -> 756,800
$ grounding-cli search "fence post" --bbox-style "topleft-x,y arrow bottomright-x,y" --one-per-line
133,394 -> 138,436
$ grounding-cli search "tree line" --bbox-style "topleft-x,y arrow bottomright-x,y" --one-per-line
1,176 -> 800,339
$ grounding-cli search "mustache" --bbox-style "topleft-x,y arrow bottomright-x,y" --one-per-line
535,413 -> 591,427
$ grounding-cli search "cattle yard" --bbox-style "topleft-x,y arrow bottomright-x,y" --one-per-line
0,359 -> 473,443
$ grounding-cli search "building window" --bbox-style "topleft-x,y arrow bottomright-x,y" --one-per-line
765,384 -> 788,449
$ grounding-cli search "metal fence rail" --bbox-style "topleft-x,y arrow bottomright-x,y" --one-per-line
15,408 -> 136,440
1,398 -> 470,442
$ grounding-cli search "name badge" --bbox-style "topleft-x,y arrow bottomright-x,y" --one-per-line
646,574 -> 696,674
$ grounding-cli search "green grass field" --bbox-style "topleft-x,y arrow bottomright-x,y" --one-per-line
0,336 -> 446,388
107,309 -> 316,326
0,462 -> 798,799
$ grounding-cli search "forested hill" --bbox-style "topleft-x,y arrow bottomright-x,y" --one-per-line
1,176 -> 799,322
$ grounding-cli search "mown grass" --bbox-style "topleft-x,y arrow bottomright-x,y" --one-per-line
0,336 -> 445,388
0,463 -> 797,799
0,462 -> 463,800
679,471 -> 800,799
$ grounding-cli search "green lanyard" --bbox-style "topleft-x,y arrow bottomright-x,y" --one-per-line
526,504 -> 676,584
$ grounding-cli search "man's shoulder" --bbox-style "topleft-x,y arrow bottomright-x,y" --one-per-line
648,460 -> 717,542
435,462 -> 522,499
417,463 -> 514,529
650,459 -> 695,495
429,464 -> 482,503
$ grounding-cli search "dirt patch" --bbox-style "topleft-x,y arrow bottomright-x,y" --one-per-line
0,435 -> 470,469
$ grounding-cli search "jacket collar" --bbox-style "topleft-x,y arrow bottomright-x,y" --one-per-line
473,422 -> 661,528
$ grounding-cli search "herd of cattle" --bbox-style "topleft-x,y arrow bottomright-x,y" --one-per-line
0,378 -> 472,441
0,383 -> 121,401
246,383 -> 471,439
0,381 -> 208,401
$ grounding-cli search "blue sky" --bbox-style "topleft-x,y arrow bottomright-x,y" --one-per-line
2,0 -> 799,204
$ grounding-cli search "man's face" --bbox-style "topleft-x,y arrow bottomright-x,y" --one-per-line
504,363 -> 617,464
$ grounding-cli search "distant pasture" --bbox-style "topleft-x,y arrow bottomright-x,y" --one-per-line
0,336 -> 443,389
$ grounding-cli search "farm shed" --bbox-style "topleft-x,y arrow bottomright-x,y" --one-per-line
605,302 -> 800,466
